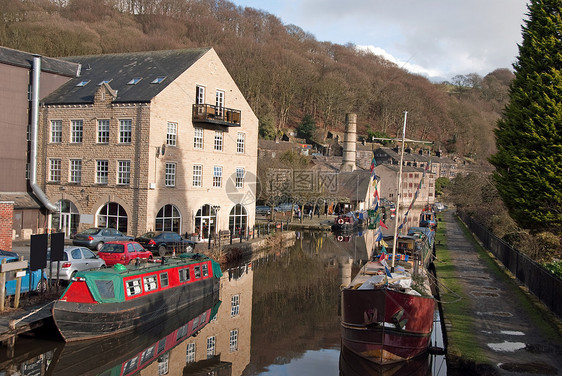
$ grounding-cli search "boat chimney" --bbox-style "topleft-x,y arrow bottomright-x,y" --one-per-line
340,113 -> 357,172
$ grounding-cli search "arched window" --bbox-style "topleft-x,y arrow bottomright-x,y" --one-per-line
195,204 -> 217,240
97,202 -> 128,233
229,204 -> 247,238
156,204 -> 182,232
52,199 -> 79,238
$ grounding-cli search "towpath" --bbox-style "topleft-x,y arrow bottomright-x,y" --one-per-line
441,209 -> 562,375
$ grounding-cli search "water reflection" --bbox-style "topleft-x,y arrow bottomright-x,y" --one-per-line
0,228 -> 447,375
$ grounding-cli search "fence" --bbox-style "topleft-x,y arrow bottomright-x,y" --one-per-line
458,212 -> 562,319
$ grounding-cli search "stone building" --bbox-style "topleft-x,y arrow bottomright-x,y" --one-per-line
38,48 -> 258,239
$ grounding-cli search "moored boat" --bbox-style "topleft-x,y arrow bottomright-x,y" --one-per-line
340,233 -> 436,365
332,212 -> 359,233
52,253 -> 222,342
418,205 -> 437,229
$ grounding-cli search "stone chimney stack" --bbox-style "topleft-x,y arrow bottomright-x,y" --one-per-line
340,113 -> 357,172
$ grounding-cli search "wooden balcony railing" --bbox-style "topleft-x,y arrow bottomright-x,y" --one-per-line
192,104 -> 241,127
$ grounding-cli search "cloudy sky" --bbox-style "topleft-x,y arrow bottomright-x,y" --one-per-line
229,0 -> 529,82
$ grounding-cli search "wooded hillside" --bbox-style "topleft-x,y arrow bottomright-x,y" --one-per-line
0,0 -> 514,161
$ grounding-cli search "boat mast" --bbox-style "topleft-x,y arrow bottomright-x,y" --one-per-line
391,111 -> 407,271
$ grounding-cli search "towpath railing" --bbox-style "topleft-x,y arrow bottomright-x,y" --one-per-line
458,211 -> 562,319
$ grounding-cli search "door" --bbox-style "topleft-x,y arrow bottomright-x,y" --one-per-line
61,213 -> 72,238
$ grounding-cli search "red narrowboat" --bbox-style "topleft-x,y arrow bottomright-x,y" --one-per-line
52,253 -> 221,342
340,234 -> 436,365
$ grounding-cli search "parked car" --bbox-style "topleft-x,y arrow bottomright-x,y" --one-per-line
255,205 -> 272,215
73,227 -> 134,251
97,241 -> 153,266
134,231 -> 196,256
274,203 -> 297,212
45,246 -> 106,281
0,254 -> 47,296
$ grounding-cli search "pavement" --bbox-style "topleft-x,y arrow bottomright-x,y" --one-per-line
441,209 -> 562,375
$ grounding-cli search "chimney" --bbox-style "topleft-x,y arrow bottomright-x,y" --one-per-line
340,113 -> 357,172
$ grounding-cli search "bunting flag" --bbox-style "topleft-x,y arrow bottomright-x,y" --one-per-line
381,245 -> 387,254
380,239 -> 389,248
375,229 -> 383,242
370,155 -> 377,174
380,259 -> 392,277
379,220 -> 388,230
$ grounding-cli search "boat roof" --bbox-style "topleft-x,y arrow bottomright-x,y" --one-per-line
65,254 -> 222,303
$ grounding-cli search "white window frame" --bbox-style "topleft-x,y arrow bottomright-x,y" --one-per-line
71,120 -> 83,143
215,90 -> 224,117
236,132 -> 245,153
69,159 -> 82,183
143,275 -> 159,292
49,159 -> 61,182
165,162 -> 176,187
235,167 -> 244,188
194,128 -> 203,149
118,160 -> 131,185
196,85 -> 205,105
50,120 -> 62,143
213,166 -> 222,188
125,278 -> 142,296
231,294 -> 240,317
230,329 -> 238,352
206,336 -> 216,359
97,119 -> 110,143
96,160 -> 109,184
214,131 -> 223,151
167,122 -> 177,146
193,165 -> 202,187
186,343 -> 196,363
119,119 -> 132,143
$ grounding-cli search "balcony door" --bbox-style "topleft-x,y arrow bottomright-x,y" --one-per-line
215,90 -> 224,117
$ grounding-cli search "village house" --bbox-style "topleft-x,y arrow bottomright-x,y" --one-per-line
0,46 -> 80,246
38,48 -> 258,240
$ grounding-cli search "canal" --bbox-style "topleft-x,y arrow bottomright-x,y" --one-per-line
0,230 -> 447,375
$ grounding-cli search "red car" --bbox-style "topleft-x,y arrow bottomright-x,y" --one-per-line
97,241 -> 153,266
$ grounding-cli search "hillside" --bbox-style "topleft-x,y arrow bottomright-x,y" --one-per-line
0,0 -> 513,161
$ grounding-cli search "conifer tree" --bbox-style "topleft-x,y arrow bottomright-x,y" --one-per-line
489,0 -> 562,233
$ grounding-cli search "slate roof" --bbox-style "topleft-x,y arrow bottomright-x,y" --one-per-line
336,170 -> 372,202
0,46 -> 79,77
42,48 -> 211,105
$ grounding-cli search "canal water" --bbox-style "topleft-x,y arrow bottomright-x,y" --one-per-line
0,230 -> 447,376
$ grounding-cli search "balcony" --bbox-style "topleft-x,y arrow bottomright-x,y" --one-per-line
192,104 -> 241,127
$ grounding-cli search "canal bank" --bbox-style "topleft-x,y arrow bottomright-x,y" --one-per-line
436,209 -> 562,375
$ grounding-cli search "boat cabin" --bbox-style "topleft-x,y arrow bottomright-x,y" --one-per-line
59,255 -> 221,304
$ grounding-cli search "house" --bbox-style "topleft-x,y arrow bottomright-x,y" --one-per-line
38,48 -> 258,239
374,164 -> 436,207
0,46 -> 79,246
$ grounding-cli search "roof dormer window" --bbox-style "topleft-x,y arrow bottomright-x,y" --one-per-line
127,77 -> 143,85
151,76 -> 167,84
76,80 -> 90,87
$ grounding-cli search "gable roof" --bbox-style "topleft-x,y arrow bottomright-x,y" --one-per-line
42,48 -> 211,105
0,46 -> 79,77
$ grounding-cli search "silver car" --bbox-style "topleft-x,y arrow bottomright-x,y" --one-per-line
73,227 -> 134,251
45,246 -> 106,281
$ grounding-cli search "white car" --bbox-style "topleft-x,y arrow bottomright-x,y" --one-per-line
45,246 -> 106,281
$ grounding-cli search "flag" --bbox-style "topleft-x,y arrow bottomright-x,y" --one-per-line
379,220 -> 388,230
380,259 -> 392,277
380,239 -> 389,248
376,230 -> 383,242
381,245 -> 387,254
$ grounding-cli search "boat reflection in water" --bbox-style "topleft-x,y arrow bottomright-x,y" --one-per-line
339,344 -> 431,376
48,293 -> 222,375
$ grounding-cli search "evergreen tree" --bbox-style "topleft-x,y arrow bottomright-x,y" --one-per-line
489,0 -> 562,234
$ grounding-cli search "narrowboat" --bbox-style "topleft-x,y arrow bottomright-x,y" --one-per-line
52,253 -> 222,342
332,212 -> 358,233
419,205 -> 437,229
340,233 -> 436,365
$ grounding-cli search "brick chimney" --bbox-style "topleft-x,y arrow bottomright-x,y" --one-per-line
340,113 -> 357,172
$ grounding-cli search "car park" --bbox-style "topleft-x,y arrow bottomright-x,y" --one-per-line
134,231 -> 196,256
97,241 -> 153,266
73,227 -> 134,251
45,246 -> 106,281
0,254 -> 47,296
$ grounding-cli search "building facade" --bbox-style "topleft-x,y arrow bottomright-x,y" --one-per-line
0,46 -> 79,242
38,48 -> 258,239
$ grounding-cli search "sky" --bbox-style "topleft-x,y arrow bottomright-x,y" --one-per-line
229,0 -> 529,82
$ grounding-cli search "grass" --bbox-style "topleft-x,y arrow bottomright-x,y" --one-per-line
433,214 -> 490,367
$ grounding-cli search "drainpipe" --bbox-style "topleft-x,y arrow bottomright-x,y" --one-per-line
30,55 -> 57,220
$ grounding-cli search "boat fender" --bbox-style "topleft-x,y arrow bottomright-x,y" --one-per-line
337,235 -> 344,242
338,218 -> 344,224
